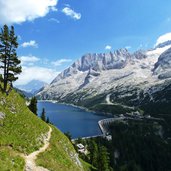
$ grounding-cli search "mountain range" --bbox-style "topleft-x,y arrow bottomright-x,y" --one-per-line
16,80 -> 48,95
37,41 -> 171,115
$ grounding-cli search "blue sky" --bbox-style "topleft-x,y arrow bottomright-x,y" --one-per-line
1,0 -> 171,85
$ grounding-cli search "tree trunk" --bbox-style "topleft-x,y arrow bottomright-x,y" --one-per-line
3,58 -> 7,92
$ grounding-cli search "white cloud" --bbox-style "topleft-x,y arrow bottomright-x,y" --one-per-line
20,55 -> 40,65
155,32 -> 171,46
51,6 -> 58,12
125,46 -> 131,50
0,0 -> 58,24
49,18 -> 60,23
15,66 -> 59,85
21,40 -> 38,48
15,55 -> 60,85
105,45 -> 112,50
52,59 -> 72,66
62,7 -> 81,20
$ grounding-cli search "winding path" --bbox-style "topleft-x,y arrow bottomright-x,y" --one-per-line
24,126 -> 52,171
105,94 -> 135,109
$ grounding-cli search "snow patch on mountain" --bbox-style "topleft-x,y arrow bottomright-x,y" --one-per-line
153,47 -> 171,79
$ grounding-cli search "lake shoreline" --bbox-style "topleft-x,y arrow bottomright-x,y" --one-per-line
38,101 -> 111,138
38,100 -> 114,117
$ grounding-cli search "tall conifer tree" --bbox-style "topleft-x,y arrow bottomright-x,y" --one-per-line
0,25 -> 21,93
28,97 -> 38,115
41,108 -> 46,122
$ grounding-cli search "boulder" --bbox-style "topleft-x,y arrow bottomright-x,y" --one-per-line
0,112 -> 5,120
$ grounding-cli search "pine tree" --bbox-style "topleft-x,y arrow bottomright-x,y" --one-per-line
0,25 -> 21,93
46,117 -> 50,123
41,108 -> 46,122
89,140 -> 98,167
28,97 -> 37,115
64,132 -> 72,141
98,146 -> 111,171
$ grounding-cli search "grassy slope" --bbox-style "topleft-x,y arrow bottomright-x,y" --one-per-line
0,89 -> 49,170
0,89 -> 90,171
0,90 -> 49,153
0,147 -> 25,171
36,125 -> 91,171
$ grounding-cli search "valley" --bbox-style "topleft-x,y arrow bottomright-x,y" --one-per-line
1,1 -> 171,170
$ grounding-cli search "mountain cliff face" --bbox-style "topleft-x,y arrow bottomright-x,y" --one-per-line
153,47 -> 171,79
37,43 -> 171,115
51,49 -> 131,83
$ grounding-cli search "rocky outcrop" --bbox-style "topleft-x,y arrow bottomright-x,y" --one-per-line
79,68 -> 100,89
155,40 -> 171,49
132,50 -> 147,60
0,112 -> 5,120
153,47 -> 171,79
51,49 -> 131,84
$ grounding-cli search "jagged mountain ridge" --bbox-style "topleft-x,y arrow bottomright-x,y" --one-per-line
51,49 -> 132,84
38,49 -> 149,98
37,43 -> 171,114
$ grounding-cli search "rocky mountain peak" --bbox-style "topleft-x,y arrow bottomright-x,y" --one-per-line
51,48 -> 131,84
153,47 -> 171,79
155,40 -> 171,49
37,44 -> 171,112
133,50 -> 147,59
76,48 -> 130,71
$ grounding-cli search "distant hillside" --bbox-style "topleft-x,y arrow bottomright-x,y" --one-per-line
0,86 -> 91,171
14,87 -> 33,98
16,80 -> 48,95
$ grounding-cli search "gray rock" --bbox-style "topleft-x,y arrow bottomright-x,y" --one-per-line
0,112 -> 5,120
155,40 -> 171,49
51,48 -> 131,84
153,47 -> 171,75
0,98 -> 6,105
133,50 -> 147,60
158,71 -> 171,79
79,68 -> 101,89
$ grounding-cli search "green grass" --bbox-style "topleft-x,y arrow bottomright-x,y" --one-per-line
36,125 -> 89,171
0,147 -> 25,171
0,88 -> 91,171
0,89 -> 49,154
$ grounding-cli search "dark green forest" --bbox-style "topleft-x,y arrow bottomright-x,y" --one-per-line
76,119 -> 171,171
